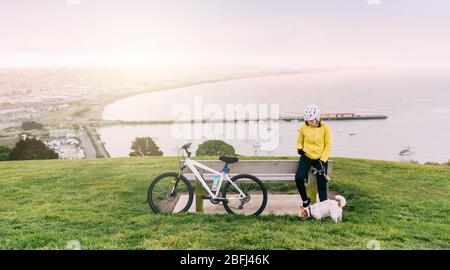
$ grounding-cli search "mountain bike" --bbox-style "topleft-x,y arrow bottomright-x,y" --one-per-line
147,143 -> 268,216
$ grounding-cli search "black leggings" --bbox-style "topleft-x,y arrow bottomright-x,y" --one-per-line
295,155 -> 328,202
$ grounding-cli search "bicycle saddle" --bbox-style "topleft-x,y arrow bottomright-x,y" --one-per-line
219,156 -> 239,164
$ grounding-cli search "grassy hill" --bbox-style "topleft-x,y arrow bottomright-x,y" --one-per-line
0,157 -> 448,250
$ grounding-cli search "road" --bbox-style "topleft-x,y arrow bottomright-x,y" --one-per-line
84,126 -> 110,158
78,129 -> 97,159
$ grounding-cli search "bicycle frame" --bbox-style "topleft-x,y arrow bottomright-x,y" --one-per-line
182,157 -> 247,201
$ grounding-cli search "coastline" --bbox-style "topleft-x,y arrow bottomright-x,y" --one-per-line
92,69 -> 312,121
94,68 -> 358,122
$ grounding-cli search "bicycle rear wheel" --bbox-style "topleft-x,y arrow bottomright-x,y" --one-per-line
147,172 -> 194,214
222,174 -> 268,216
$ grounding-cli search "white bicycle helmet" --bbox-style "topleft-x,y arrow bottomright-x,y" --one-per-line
303,104 -> 321,121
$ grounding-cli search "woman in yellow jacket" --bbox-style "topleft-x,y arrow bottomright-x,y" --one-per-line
296,104 -> 333,208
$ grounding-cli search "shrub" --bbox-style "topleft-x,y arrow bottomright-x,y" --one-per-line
195,140 -> 236,156
0,145 -> 11,161
21,121 -> 44,131
129,137 -> 163,156
424,162 -> 440,166
9,138 -> 58,160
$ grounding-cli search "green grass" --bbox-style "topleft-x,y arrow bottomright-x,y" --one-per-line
0,157 -> 449,250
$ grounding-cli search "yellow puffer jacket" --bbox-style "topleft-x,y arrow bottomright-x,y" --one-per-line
297,121 -> 333,162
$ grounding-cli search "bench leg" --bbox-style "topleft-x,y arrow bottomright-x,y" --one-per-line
195,180 -> 205,213
307,170 -> 318,203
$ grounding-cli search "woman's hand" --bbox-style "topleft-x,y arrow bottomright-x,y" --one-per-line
319,160 -> 326,170
298,149 -> 305,156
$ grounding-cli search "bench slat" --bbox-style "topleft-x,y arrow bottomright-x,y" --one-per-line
180,160 -> 333,182
183,173 -> 296,181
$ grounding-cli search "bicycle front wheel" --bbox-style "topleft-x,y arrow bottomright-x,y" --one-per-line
147,172 -> 194,214
222,174 -> 268,216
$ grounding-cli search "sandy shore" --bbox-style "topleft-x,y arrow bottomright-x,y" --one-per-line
92,69 -> 307,121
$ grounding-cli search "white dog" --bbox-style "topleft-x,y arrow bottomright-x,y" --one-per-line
299,195 -> 347,223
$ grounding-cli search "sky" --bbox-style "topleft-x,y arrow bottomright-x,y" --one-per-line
1,0 -> 450,68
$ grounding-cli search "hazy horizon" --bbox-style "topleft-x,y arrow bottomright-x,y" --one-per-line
1,0 -> 450,68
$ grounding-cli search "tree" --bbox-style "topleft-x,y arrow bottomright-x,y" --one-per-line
9,138 -> 59,161
195,140 -> 236,156
21,121 -> 44,131
129,137 -> 163,157
0,145 -> 11,161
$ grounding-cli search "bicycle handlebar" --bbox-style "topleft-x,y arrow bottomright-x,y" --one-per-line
180,143 -> 192,157
181,143 -> 191,149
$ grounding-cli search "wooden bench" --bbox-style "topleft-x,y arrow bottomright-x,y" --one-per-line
181,159 -> 334,213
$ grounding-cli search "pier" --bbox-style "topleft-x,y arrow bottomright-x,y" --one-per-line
283,113 -> 388,121
89,113 -> 388,127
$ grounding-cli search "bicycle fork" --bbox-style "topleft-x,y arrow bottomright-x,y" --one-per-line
169,170 -> 183,197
